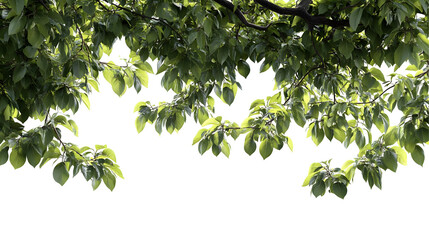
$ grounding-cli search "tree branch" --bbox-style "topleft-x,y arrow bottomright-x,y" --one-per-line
416,68 -> 429,78
213,0 -> 270,30
352,84 -> 396,105
254,0 -> 348,28
283,65 -> 323,105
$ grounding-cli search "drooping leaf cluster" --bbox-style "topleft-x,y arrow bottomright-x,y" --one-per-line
1,0 -> 429,197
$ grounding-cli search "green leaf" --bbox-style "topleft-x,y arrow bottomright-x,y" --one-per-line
394,43 -> 411,67
416,33 -> 429,54
202,118 -> 220,127
0,147 -> 9,165
249,99 -> 265,110
411,145 -> 424,166
81,93 -> 90,110
175,112 -> 185,131
203,17 -> 213,37
331,183 -> 347,199
217,46 -> 229,64
8,14 -> 27,35
259,139 -> 273,159
382,150 -> 398,172
308,162 -> 322,174
106,164 -> 124,179
355,129 -> 365,149
134,62 -> 154,74
341,160 -> 354,170
53,162 -> 69,186
27,145 -> 42,168
384,126 -> 398,146
311,180 -> 326,197
362,74 -> 379,92
72,60 -> 87,79
28,27 -> 44,48
10,148 -> 26,169
102,171 -> 116,191
403,123 -> 417,152
286,137 -> 293,151
416,128 -> 429,143
237,60 -> 250,78
369,68 -> 385,82
342,160 -> 356,181
13,64 -> 26,83
339,40 -> 354,59
111,75 -> 126,96
197,108 -> 209,125
222,87 -> 234,105
135,69 -> 149,87
81,166 -> 94,181
212,144 -> 221,156
95,144 -> 107,151
103,69 -> 115,83
302,172 -> 316,187
391,146 -> 407,166
11,0 -> 26,15
349,7 -> 364,31
292,105 -> 306,127
193,129 -> 207,145
135,115 -> 147,133
333,128 -> 346,142
221,140 -> 230,158
196,31 -> 205,48
92,178 -> 101,190
311,123 -> 324,146
198,139 -> 210,155
244,132 -> 256,155
101,148 -> 116,162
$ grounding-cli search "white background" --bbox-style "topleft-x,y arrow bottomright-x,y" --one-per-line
0,45 -> 428,240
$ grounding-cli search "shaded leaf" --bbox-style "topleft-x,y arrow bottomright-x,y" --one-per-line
411,145 -> 424,166
349,7 -> 364,31
331,183 -> 347,199
53,162 -> 69,186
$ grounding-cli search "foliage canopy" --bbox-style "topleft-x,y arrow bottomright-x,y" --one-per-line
1,0 -> 429,197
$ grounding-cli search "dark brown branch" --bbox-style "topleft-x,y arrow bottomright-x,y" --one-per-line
213,0 -> 270,30
254,0 -> 348,28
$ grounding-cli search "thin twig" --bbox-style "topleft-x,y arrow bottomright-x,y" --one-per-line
75,22 -> 92,62
95,0 -> 111,12
416,68 -> 429,78
283,65 -> 323,105
51,124 -> 86,159
44,108 -> 50,125
352,84 -> 396,105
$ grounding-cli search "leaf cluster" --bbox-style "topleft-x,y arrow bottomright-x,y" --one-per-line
1,0 -> 429,197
